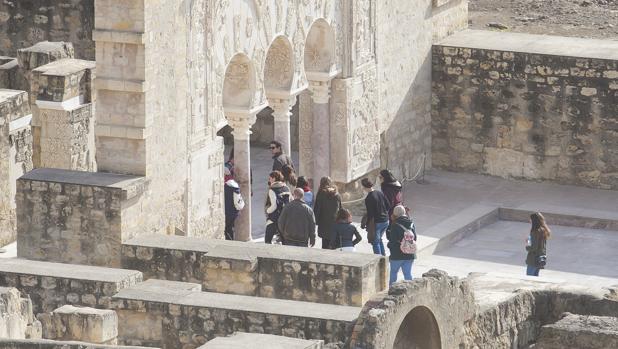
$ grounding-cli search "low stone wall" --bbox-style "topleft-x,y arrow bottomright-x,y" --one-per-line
122,235 -> 387,306
432,34 -> 618,190
536,313 -> 618,349
112,279 -> 359,349
0,258 -> 142,314
0,339 -> 155,349
17,168 -> 148,267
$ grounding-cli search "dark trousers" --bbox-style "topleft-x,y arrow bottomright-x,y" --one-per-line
265,223 -> 277,244
224,216 -> 236,240
283,240 -> 307,247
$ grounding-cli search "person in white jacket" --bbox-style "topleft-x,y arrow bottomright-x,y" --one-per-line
224,167 -> 245,240
264,171 -> 291,244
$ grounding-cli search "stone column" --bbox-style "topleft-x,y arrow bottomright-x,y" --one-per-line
227,111 -> 256,242
308,80 -> 331,191
269,97 -> 294,157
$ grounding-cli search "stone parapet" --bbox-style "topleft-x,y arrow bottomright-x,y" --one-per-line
16,168 -> 148,267
122,235 -> 387,306
112,279 -> 359,348
200,332 -> 323,349
38,305 -> 118,345
0,258 -> 143,314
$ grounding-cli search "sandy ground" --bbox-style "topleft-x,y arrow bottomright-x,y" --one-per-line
469,0 -> 618,40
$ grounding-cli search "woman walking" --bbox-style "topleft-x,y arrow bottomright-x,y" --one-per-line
331,209 -> 362,251
313,176 -> 342,249
526,212 -> 550,277
387,205 -> 416,286
379,169 -> 403,214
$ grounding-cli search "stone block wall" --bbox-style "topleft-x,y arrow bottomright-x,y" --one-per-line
16,169 -> 148,267
38,305 -> 118,345
0,0 -> 94,60
432,45 -> 618,189
0,287 -> 41,340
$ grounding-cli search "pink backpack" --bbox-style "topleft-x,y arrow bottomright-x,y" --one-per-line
397,223 -> 417,255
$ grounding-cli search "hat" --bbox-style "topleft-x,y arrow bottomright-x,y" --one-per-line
393,205 -> 406,219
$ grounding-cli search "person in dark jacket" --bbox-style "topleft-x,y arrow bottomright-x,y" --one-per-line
270,140 -> 294,173
278,188 -> 316,247
526,212 -> 550,276
264,171 -> 291,244
223,167 -> 245,240
387,205 -> 416,286
313,176 -> 342,249
331,209 -> 362,251
379,169 -> 403,215
362,178 -> 390,256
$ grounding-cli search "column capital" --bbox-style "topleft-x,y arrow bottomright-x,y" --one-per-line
308,80 -> 331,104
226,110 -> 257,141
268,97 -> 294,122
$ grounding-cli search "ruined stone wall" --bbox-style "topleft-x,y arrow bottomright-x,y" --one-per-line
0,0 -> 94,60
432,46 -> 618,189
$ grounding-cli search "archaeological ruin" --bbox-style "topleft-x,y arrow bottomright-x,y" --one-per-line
0,0 -> 617,348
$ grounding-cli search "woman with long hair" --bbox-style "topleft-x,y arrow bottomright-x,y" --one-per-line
379,169 -> 402,215
526,212 -> 551,276
331,208 -> 362,251
296,176 -> 313,207
313,176 -> 342,249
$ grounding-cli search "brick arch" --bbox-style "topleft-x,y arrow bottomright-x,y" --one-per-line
348,270 -> 475,349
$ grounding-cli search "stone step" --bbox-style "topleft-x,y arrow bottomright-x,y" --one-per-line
122,234 -> 386,306
112,279 -> 360,348
200,332 -> 323,349
0,258 -> 142,313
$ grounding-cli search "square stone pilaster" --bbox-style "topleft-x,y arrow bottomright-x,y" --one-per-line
0,89 -> 32,247
33,59 -> 96,171
16,168 -> 149,268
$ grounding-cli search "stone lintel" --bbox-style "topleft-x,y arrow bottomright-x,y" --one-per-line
19,168 -> 148,201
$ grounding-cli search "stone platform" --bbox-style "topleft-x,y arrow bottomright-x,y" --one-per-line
201,332 -> 323,349
122,234 -> 386,306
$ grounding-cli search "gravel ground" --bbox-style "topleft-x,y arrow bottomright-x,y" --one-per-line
469,0 -> 618,40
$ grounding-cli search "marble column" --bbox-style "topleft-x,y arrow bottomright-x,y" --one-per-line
269,97 -> 294,157
227,112 -> 256,241
309,80 -> 332,191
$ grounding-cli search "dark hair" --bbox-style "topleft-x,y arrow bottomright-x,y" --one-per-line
270,140 -> 282,149
269,170 -> 284,183
530,212 -> 551,240
379,169 -> 397,183
361,178 -> 374,188
319,176 -> 334,192
297,176 -> 309,189
282,165 -> 297,187
336,208 -> 352,223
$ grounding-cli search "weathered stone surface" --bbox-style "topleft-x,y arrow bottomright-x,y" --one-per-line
0,338 -> 156,349
38,305 -> 118,344
200,332 -> 323,349
0,258 -> 142,314
432,30 -> 618,190
122,235 -> 386,306
0,57 -> 28,90
0,287 -> 41,340
112,279 -> 359,348
17,168 -> 148,267
536,313 -> 618,349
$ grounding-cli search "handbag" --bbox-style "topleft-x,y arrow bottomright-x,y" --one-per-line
536,255 -> 547,268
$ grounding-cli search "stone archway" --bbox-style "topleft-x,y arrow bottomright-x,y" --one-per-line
349,270 -> 476,349
222,53 -> 258,241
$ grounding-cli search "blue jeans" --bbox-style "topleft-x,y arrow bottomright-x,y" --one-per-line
389,259 -> 413,286
373,221 -> 389,256
526,264 -> 540,276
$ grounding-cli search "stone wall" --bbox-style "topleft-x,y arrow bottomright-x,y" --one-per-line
0,258 -> 142,315
0,0 -> 94,60
536,313 -> 618,349
16,169 -> 148,268
432,44 -> 618,190
0,339 -> 156,349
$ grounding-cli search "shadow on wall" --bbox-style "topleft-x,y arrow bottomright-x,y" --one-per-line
393,305 -> 442,349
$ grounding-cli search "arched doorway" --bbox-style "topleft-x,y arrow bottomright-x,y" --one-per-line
393,306 -> 442,349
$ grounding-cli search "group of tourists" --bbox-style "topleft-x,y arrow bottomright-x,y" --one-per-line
224,140 -> 550,286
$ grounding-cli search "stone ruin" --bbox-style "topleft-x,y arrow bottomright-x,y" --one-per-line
0,0 -> 617,348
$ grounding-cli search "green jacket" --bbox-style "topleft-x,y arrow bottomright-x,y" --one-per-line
525,229 -> 547,267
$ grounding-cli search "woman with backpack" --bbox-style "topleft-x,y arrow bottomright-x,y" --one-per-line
526,212 -> 550,276
264,171 -> 291,244
330,208 -> 362,252
313,176 -> 342,249
387,205 -> 417,286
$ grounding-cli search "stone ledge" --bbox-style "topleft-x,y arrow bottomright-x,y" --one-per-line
96,78 -> 146,93
93,30 -> 146,45
96,124 -> 150,140
200,332 -> 323,349
0,338 -> 156,348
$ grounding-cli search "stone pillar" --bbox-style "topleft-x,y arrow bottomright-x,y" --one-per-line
269,97 -> 294,157
227,111 -> 257,242
308,80 -> 332,190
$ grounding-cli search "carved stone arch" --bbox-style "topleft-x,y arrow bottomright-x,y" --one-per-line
263,35 -> 295,95
348,270 -> 476,349
304,18 -> 336,74
222,53 -> 257,111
